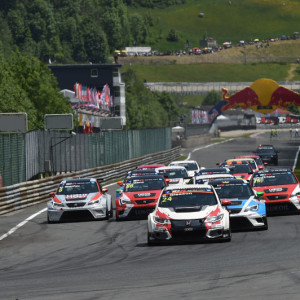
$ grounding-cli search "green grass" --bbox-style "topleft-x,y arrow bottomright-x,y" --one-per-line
130,0 -> 300,51
122,63 -> 294,82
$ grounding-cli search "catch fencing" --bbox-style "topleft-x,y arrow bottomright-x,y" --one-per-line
0,146 -> 181,215
0,128 -> 172,187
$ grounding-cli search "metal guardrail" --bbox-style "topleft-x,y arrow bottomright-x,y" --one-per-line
0,147 -> 181,215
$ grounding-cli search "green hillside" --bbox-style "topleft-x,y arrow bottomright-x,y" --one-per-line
130,0 -> 300,51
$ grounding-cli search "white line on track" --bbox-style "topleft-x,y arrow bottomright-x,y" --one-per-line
0,184 -> 112,241
292,146 -> 300,171
186,139 -> 233,160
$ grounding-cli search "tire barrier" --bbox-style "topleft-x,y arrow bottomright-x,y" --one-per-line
0,147 -> 181,215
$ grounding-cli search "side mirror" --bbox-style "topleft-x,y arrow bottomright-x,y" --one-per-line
117,181 -> 123,186
222,199 -> 232,206
256,191 -> 264,199
49,192 -> 55,198
102,188 -> 109,193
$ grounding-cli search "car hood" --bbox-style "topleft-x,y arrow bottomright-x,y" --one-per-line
56,192 -> 100,202
156,205 -> 220,220
122,190 -> 162,200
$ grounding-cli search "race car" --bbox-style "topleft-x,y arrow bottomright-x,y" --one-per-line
137,164 -> 165,170
254,144 -> 279,166
220,160 -> 254,181
147,184 -> 232,245
188,173 -> 235,184
47,178 -> 112,223
235,155 -> 266,170
195,167 -> 231,176
227,158 -> 259,172
116,169 -> 158,198
116,175 -> 168,220
155,166 -> 189,185
210,179 -> 268,230
169,160 -> 201,177
250,169 -> 300,214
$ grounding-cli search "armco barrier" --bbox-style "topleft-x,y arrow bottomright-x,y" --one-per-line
0,147 -> 181,215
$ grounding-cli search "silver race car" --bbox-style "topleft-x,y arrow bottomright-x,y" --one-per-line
47,178 -> 112,223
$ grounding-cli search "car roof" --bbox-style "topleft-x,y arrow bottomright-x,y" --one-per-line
126,175 -> 166,180
156,166 -> 187,170
209,179 -> 248,185
254,168 -> 292,174
170,160 -> 198,164
195,174 -> 234,179
236,155 -> 260,159
163,184 -> 213,190
64,178 -> 96,183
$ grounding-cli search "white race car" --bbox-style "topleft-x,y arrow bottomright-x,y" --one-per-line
155,166 -> 189,185
169,160 -> 201,177
147,184 -> 231,245
189,173 -> 235,184
47,178 -> 112,223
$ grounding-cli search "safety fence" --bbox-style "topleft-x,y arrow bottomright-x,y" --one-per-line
0,147 -> 181,215
0,128 -> 172,187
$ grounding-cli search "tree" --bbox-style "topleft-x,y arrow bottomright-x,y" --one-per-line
202,90 -> 222,105
166,29 -> 178,42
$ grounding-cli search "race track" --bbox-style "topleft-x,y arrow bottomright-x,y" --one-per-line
1,131 -> 300,300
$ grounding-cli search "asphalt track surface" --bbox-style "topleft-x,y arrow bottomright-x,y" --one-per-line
1,131 -> 300,300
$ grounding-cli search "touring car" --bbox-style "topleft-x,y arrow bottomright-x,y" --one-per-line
210,179 -> 268,230
169,160 -> 201,177
235,155 -> 266,170
147,184 -> 232,245
250,169 -> 300,214
47,178 -> 112,223
254,144 -> 279,166
188,173 -> 235,184
116,175 -> 168,220
155,166 -> 189,185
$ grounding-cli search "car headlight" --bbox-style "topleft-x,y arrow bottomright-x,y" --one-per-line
53,201 -> 64,208
206,214 -> 223,223
119,198 -> 132,205
154,216 -> 171,225
245,204 -> 259,212
291,192 -> 300,198
88,199 -> 100,205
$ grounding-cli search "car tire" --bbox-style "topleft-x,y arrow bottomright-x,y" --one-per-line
147,233 -> 158,246
47,214 -> 54,224
105,208 -> 110,220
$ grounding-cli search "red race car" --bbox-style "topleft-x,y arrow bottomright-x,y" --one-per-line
250,169 -> 300,214
116,175 -> 168,220
235,155 -> 266,170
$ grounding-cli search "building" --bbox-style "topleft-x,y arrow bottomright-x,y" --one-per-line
49,64 -> 126,130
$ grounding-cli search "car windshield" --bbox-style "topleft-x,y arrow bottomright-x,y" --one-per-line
254,157 -> 264,165
124,178 -> 166,192
158,169 -> 188,178
171,163 -> 198,170
200,169 -> 228,174
231,164 -> 252,173
56,181 -> 99,195
256,148 -> 276,154
159,188 -> 217,208
252,172 -> 298,187
214,183 -> 254,199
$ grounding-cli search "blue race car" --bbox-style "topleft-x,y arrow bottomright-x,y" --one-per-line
210,179 -> 268,230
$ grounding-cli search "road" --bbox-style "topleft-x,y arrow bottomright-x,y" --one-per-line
1,131 -> 300,300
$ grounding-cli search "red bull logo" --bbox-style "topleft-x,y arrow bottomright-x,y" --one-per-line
220,78 -> 300,114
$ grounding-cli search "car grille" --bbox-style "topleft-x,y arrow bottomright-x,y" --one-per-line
266,194 -> 288,201
134,199 -> 156,205
171,219 -> 205,227
228,208 -> 242,214
61,210 -> 94,221
230,217 -> 254,230
170,219 -> 206,241
266,202 -> 298,214
66,203 -> 86,208
229,201 -> 242,205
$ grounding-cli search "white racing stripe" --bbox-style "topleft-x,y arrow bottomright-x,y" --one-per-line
0,184 -> 113,241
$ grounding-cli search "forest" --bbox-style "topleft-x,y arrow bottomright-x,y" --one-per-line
0,0 -> 184,130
